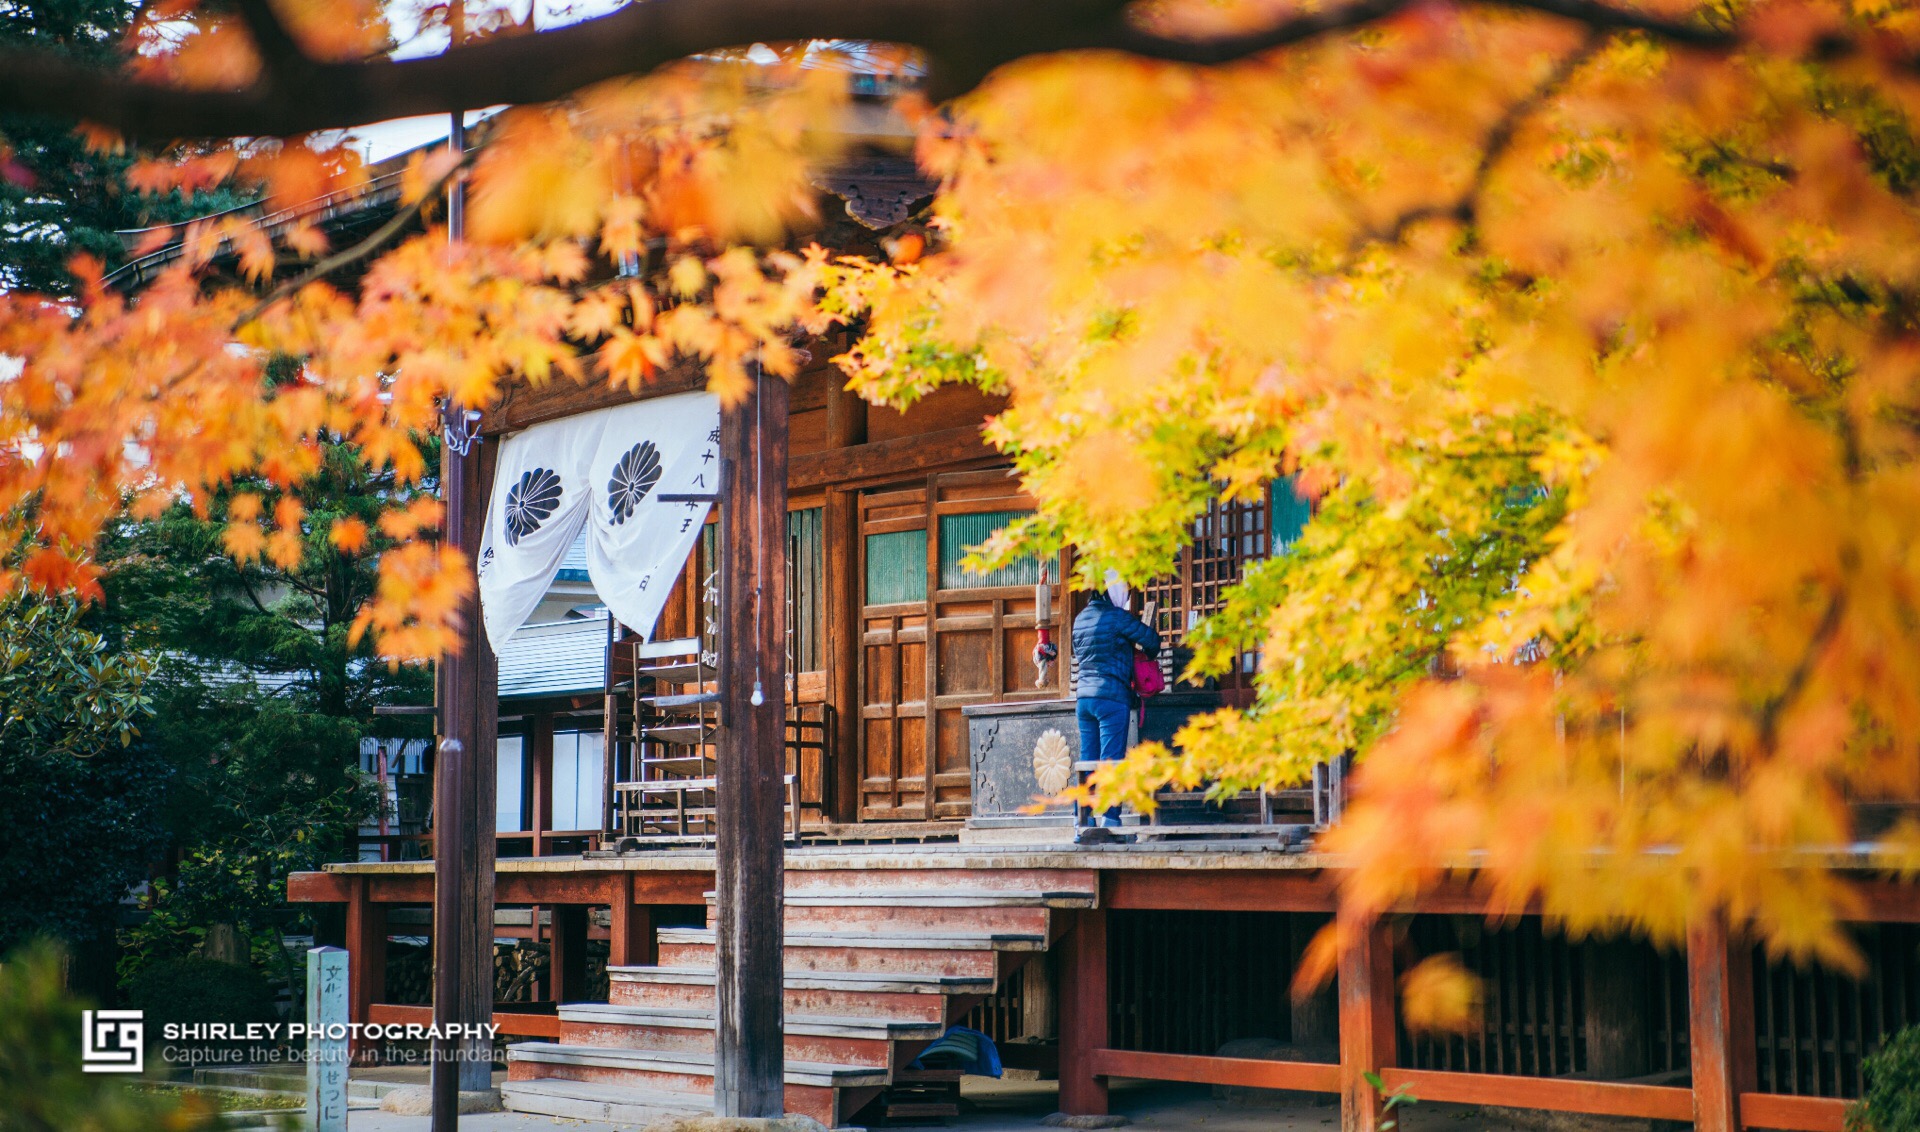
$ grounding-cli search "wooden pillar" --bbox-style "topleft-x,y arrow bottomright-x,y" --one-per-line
607,874 -> 657,967
345,878 -> 386,1061
714,371 -> 790,1118
1058,907 -> 1110,1116
1337,911 -> 1395,1132
824,488 -> 860,824
824,367 -> 868,449
432,233 -> 502,1111
549,905 -> 589,1003
1585,937 -> 1651,1079
1289,912 -> 1339,1056
531,712 -> 555,858
1687,916 -> 1756,1132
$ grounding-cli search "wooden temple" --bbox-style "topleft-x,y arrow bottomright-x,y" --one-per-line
289,342 -> 1920,1132
114,113 -> 1919,1132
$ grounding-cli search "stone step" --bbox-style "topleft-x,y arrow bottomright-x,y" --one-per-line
609,965 -> 987,1022
498,1078 -> 708,1124
506,1043 -> 882,1125
657,928 -> 1043,979
557,1004 -> 941,1067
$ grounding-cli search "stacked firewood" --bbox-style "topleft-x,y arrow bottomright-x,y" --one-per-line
495,940 -> 549,1002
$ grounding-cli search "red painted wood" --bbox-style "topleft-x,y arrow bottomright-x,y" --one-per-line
608,874 -> 657,967
345,878 -> 386,1058
1338,911 -> 1396,1132
1091,1049 -> 1339,1092
1059,908 -> 1111,1116
1106,870 -> 1336,912
287,871 -> 353,902
1851,879 -> 1920,924
1377,1069 -> 1693,1120
368,1002 -> 561,1038
1738,1092 -> 1847,1132
531,711 -> 555,858
1689,916 -> 1758,1132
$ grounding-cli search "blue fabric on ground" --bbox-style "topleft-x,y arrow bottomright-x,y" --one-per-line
908,1025 -> 1003,1077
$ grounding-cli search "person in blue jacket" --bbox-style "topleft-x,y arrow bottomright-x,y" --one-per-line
1071,573 -> 1160,843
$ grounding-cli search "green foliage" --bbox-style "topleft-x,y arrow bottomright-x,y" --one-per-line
1849,1025 -> 1920,1132
125,957 -> 276,1047
96,428 -> 433,989
0,940 -> 213,1131
0,0 -> 253,295
0,593 -> 153,757
0,596 -> 166,953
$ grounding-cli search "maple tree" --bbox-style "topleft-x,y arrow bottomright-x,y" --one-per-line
2,0 -> 1919,999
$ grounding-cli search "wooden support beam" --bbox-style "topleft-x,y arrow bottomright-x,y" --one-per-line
1337,910 -> 1395,1132
1058,907 -> 1110,1116
789,424 -> 995,490
1688,915 -> 1757,1132
824,488 -> 860,824
714,372 -> 790,1118
433,333 -> 502,1107
825,371 -> 868,448
345,878 -> 386,1061
607,874 -> 658,967
1584,938 -> 1651,1079
531,712 -> 555,859
1289,913 -> 1338,1055
1378,1069 -> 1692,1119
550,904 -> 589,1004
1103,870 -> 1335,913
287,871 -> 354,903
1090,1049 -> 1338,1093
1738,1092 -> 1847,1132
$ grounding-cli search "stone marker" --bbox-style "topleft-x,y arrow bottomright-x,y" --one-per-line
307,945 -> 350,1132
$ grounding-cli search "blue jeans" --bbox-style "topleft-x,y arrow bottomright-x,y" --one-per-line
1076,697 -> 1131,826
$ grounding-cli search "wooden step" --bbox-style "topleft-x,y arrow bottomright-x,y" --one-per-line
702,887 -> 1086,935
498,1078 -> 707,1124
557,1003 -> 942,1067
657,928 -> 1042,979
780,867 -> 1099,898
609,965 -> 989,1022
505,1043 -> 882,1125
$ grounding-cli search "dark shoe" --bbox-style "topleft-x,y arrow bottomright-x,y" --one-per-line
1075,826 -> 1118,846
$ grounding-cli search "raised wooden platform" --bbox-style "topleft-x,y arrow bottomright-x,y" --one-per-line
289,845 -> 1920,1132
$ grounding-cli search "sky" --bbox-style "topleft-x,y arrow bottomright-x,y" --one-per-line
340,0 -> 628,163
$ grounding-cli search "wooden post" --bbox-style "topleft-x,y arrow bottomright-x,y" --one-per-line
345,878 -> 386,1062
1058,907 -> 1110,1116
1337,911 -> 1395,1132
1288,912 -> 1339,1057
714,372 -> 790,1118
1687,916 -> 1756,1132
531,712 -> 555,857
549,905 -> 589,1003
824,488 -> 860,824
1584,937 -> 1651,1080
824,365 -> 867,449
432,106 -> 502,1119
607,874 -> 657,967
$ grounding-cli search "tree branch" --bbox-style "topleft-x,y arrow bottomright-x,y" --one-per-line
1359,27 -> 1606,251
0,0 -> 1737,143
232,144 -> 478,331
229,0 -> 315,80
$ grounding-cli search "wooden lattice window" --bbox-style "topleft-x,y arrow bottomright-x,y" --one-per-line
1142,477 -> 1311,692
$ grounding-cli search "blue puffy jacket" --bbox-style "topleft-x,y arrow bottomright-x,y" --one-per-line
1072,594 -> 1161,704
